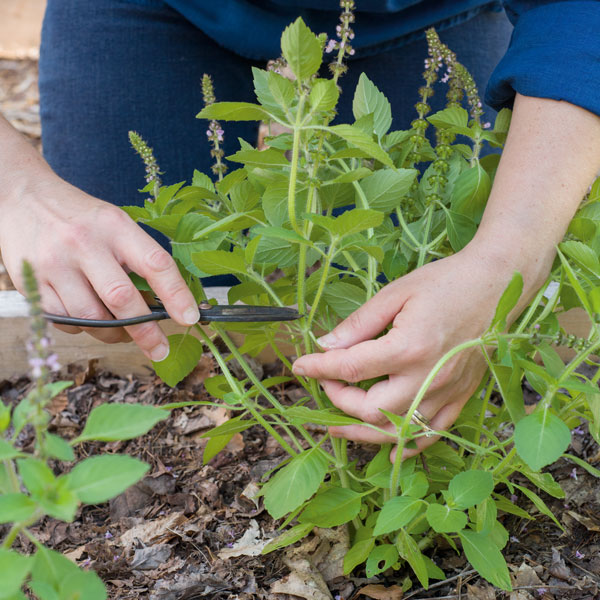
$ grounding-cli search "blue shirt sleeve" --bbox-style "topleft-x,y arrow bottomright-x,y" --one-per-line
485,1 -> 600,116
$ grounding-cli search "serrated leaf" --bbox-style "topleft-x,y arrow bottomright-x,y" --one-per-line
328,124 -> 393,167
74,403 -> 168,443
514,410 -> 571,471
298,487 -> 361,527
448,470 -> 494,509
451,164 -> 490,223
352,73 -> 392,138
323,281 -> 366,319
400,471 -> 429,498
459,530 -> 511,590
284,407 -> 362,427
197,101 -> 269,121
446,210 -> 477,252
262,448 -> 329,519
359,168 -> 417,211
373,497 -> 423,536
427,106 -> 469,130
281,17 -> 322,81
560,240 -> 600,274
192,248 -> 247,276
152,334 -> 203,387
426,504 -> 468,533
228,147 -> 290,168
66,455 -> 149,504
310,79 -> 339,112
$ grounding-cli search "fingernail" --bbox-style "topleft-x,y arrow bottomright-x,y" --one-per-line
317,333 -> 338,349
150,343 -> 170,362
292,364 -> 305,377
183,306 -> 200,325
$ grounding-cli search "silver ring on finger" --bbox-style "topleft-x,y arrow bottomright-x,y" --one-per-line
410,409 -> 435,437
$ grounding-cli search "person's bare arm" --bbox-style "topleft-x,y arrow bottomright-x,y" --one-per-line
293,93 -> 600,454
0,114 -> 200,361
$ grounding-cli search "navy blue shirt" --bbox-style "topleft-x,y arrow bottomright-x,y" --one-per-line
164,0 -> 600,116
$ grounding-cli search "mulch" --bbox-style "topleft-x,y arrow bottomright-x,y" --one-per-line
1,358 -> 600,600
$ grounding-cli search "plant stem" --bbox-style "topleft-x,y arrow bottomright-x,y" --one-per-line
196,325 -> 298,456
288,93 -> 308,235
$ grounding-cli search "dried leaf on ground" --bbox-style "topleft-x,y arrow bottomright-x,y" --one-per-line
131,544 -> 172,570
357,583 -> 404,599
271,555 -> 332,600
217,519 -> 270,559
119,512 -> 187,551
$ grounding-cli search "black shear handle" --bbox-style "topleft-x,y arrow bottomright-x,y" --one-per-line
43,306 -> 169,328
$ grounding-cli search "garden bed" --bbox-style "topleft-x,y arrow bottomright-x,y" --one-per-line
1,362 -> 599,600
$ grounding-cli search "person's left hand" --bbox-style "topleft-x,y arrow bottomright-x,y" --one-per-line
291,244 -> 536,458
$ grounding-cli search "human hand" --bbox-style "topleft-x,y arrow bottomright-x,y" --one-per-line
292,246 -> 539,458
0,176 -> 199,361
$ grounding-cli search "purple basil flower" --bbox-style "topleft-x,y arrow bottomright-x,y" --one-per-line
569,468 -> 578,480
575,550 -> 585,559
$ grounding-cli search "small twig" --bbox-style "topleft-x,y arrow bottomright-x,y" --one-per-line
561,551 -> 600,583
403,569 -> 476,600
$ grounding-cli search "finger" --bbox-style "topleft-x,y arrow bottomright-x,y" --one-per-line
316,281 -> 408,350
294,328 -> 407,382
53,273 -> 131,344
113,224 -> 199,326
391,401 -> 463,460
329,422 -> 397,444
39,284 -> 82,335
84,255 -> 170,361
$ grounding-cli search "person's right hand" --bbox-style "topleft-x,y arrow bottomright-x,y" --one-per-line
0,174 -> 200,362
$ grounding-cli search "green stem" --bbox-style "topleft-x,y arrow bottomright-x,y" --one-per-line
390,337 -> 484,495
307,243 -> 336,327
417,204 -> 434,269
288,93 -> 308,235
196,325 -> 298,456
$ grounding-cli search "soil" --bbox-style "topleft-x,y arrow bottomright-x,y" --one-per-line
1,358 -> 600,600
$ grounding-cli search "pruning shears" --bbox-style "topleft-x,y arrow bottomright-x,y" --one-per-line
43,302 -> 301,328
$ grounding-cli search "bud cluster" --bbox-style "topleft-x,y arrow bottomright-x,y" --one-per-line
22,261 -> 60,386
128,131 -> 162,201
201,73 -> 228,179
327,0 -> 356,82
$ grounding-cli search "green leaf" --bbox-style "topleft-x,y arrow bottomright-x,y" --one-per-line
366,544 -> 399,578
323,281 -> 366,319
343,538 -> 375,575
298,487 -> 362,527
490,272 -> 523,330
254,235 -> 299,267
352,73 -> 392,138
152,334 -> 203,387
373,497 -> 423,536
328,124 -> 393,167
426,504 -> 468,533
17,458 -> 54,498
568,217 -> 597,242
359,169 -> 417,211
310,79 -> 339,113
267,71 -> 295,111
228,148 -> 290,168
0,440 -> 22,461
262,522 -> 314,554
192,248 -> 247,276
563,453 -> 600,478
197,101 -> 269,121
0,550 -> 32,599
459,530 -> 512,590
448,470 -> 494,509
262,448 -> 329,519
446,210 -> 477,252
0,494 -> 37,524
332,208 -> 384,237
74,403 -> 168,443
560,240 -> 600,274
200,416 -> 256,438
396,528 -> 429,588
280,17 -> 322,81
42,433 -> 75,462
513,483 -> 563,529
427,106 -> 469,130
514,410 -> 571,471
492,364 -> 525,423
203,434 -> 234,464
451,164 -> 490,223
400,472 -> 429,499
65,455 -> 149,504
494,108 -> 512,134
284,407 -> 362,427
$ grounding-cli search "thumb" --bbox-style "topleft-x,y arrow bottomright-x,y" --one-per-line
317,281 -> 407,350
